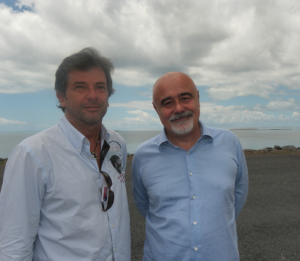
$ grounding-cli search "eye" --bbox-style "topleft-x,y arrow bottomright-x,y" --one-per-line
162,100 -> 173,107
74,85 -> 85,91
181,95 -> 192,102
96,85 -> 107,91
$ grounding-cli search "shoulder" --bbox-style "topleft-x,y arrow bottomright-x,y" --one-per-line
134,133 -> 161,158
203,125 -> 242,153
107,129 -> 125,144
205,125 -> 239,142
106,129 -> 128,158
107,129 -> 126,150
18,125 -> 62,152
7,125 -> 62,173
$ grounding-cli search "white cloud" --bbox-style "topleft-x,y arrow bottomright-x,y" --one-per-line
110,100 -> 153,110
265,98 -> 300,111
104,109 -> 160,129
103,101 -> 300,130
124,110 -> 160,125
200,102 -> 298,125
136,90 -> 153,99
204,81 -> 275,100
0,0 -> 299,101
254,98 -> 300,111
292,111 -> 300,118
0,118 -> 26,125
110,102 -> 300,129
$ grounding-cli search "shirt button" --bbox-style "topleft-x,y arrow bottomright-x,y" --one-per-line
77,149 -> 80,152
192,196 -> 196,199
84,140 -> 88,143
114,248 -> 117,252
190,172 -> 193,176
89,156 -> 93,159
193,221 -> 197,225
112,224 -> 115,228
194,247 -> 198,251
187,151 -> 190,154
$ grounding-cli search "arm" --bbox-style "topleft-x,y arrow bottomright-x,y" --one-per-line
234,140 -> 249,220
0,146 -> 45,261
132,154 -> 149,218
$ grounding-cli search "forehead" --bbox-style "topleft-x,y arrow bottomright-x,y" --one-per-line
153,74 -> 197,101
67,67 -> 107,83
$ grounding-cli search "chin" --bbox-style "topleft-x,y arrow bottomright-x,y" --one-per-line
170,119 -> 194,135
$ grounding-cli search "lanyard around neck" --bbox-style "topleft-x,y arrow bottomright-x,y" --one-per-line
99,140 -> 110,169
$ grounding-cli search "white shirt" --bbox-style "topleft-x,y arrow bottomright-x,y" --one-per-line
0,116 -> 131,261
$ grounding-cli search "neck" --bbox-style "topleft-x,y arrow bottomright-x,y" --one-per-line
65,114 -> 102,141
166,124 -> 201,151
83,125 -> 102,141
64,114 -> 103,165
83,126 -> 102,165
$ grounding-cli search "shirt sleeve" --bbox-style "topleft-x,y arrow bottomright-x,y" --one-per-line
0,145 -> 46,261
234,140 -> 248,220
132,154 -> 149,218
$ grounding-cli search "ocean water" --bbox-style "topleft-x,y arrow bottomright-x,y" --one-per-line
0,127 -> 299,158
231,127 -> 300,150
118,127 -> 300,153
0,132 -> 37,159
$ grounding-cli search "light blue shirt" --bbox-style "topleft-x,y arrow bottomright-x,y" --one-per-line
0,116 -> 131,261
132,121 -> 248,261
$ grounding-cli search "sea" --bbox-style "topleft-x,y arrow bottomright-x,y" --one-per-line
0,127 -> 300,159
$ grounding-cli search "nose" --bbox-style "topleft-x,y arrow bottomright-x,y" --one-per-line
86,86 -> 99,100
173,101 -> 185,114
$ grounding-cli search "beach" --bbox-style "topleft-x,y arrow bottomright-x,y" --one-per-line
1,152 -> 300,260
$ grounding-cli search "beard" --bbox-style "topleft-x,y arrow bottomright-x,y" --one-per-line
66,101 -> 108,125
169,111 -> 194,135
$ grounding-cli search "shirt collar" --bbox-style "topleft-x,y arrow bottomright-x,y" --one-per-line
58,115 -> 109,153
200,120 -> 213,141
158,120 -> 213,147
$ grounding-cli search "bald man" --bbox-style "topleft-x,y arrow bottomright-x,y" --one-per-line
132,72 -> 248,261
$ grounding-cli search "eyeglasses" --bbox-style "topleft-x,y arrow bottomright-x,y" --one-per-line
99,140 -> 114,211
100,170 -> 114,211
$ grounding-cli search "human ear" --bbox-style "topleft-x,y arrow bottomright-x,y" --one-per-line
56,91 -> 66,108
152,102 -> 158,113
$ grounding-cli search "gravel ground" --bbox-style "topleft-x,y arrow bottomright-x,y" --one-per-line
1,153 -> 300,261
236,153 -> 300,261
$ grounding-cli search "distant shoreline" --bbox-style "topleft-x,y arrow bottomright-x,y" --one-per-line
1,145 -> 300,164
230,128 -> 293,131
127,145 -> 300,158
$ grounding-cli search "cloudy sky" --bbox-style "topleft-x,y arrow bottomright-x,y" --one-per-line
0,0 -> 300,132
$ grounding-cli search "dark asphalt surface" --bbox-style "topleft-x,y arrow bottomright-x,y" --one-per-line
1,153 -> 300,260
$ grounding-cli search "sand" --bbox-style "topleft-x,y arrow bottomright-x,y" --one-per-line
1,152 -> 300,260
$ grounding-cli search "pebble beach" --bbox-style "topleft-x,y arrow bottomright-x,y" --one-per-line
1,149 -> 300,261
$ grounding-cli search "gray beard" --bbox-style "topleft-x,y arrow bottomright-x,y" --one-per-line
169,111 -> 194,135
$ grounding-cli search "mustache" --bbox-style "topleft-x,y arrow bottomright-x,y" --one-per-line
169,111 -> 193,122
83,101 -> 103,107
